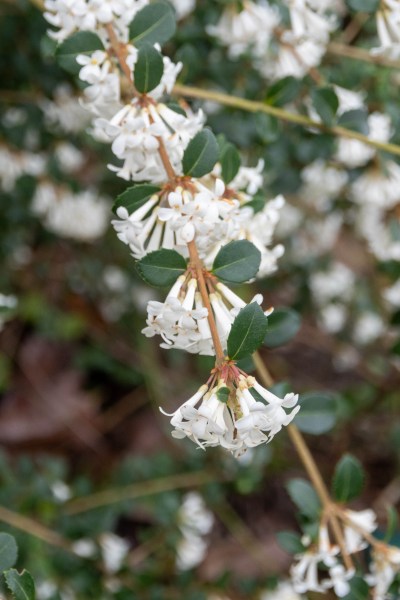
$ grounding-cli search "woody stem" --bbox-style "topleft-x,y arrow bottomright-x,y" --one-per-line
253,351 -> 354,571
105,23 -> 139,97
187,240 -> 226,366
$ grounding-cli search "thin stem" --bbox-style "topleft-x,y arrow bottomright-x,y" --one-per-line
65,470 -> 223,515
187,240 -> 226,364
105,22 -> 138,96
253,351 -> 354,571
0,505 -> 72,552
156,134 -> 176,181
328,41 -> 400,69
173,84 -> 400,158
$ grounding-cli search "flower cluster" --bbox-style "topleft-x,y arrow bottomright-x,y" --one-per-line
161,370 -> 299,457
176,492 -> 214,571
291,508 -> 400,599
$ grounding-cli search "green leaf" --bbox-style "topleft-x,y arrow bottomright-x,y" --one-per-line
311,87 -> 339,127
220,143 -> 241,184
136,249 -> 187,287
286,478 -> 321,519
182,129 -> 219,177
56,31 -> 104,74
216,387 -> 230,403
112,184 -> 160,215
227,303 -> 268,360
276,531 -> 305,555
264,308 -> 301,348
134,44 -> 164,93
346,0 -> 379,12
212,240 -> 261,283
129,2 -> 176,47
294,391 -> 338,435
4,569 -> 35,600
0,533 -> 18,572
265,76 -> 302,107
332,454 -> 365,502
245,194 -> 265,214
342,576 -> 369,600
338,109 -> 369,135
254,113 -> 280,144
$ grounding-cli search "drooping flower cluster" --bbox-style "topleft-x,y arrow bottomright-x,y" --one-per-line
142,272 -> 271,355
161,369 -> 299,456
291,508 -> 400,599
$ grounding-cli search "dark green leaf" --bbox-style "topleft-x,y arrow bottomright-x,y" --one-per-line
112,184 -> 160,215
56,31 -> 104,74
134,44 -> 164,93
182,129 -> 219,177
227,303 -> 268,360
0,533 -> 18,572
346,0 -> 379,12
4,569 -> 35,600
220,143 -> 241,184
294,391 -> 338,435
332,454 -> 365,502
212,240 -> 261,283
276,531 -> 305,555
136,249 -> 187,287
255,113 -> 280,143
264,308 -> 301,348
129,2 -> 176,47
338,109 -> 369,135
265,76 -> 302,107
245,194 -> 265,214
216,387 -> 230,403
311,87 -> 339,127
286,478 -> 321,519
342,576 -> 369,600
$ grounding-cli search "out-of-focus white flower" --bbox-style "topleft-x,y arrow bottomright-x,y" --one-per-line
335,112 -> 392,168
72,538 -> 97,558
0,293 -> 18,331
36,581 -> 58,600
99,533 -> 130,573
383,279 -> 400,307
176,492 -> 213,570
260,581 -> 302,600
358,204 -> 400,262
32,182 -> 110,241
207,1 -> 280,59
42,85 -> 91,134
319,303 -> 347,334
310,262 -> 355,306
169,0 -> 195,19
51,481 -> 72,502
0,145 -> 46,192
258,33 -> 327,81
372,1 -> 400,58
366,545 -> 400,600
287,0 -> 337,44
300,160 -> 348,211
55,142 -> 85,173
351,162 -> 400,210
353,312 -> 385,345
343,509 -> 377,554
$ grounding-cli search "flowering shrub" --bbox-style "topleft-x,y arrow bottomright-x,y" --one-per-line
1,0 -> 400,599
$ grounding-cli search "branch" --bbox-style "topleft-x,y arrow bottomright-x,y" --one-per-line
173,84 -> 400,158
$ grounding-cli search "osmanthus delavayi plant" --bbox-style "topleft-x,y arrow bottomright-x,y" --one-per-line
39,0 -> 400,598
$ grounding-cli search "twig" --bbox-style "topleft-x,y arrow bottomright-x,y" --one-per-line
173,84 -> 400,158
0,505 -> 72,552
328,41 -> 400,69
65,470 -> 224,514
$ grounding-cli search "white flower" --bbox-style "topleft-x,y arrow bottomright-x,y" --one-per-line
383,279 -> 400,307
176,492 -> 214,570
335,112 -> 392,168
260,581 -> 302,600
351,162 -> 400,210
160,373 -> 299,455
319,303 -> 347,334
343,509 -> 377,554
54,142 -> 84,173
170,0 -> 196,20
300,160 -> 348,211
32,183 -> 110,241
366,545 -> 400,600
310,263 -> 355,306
358,204 -> 400,262
51,481 -> 72,502
99,533 -> 130,573
72,538 -> 97,558
287,0 -> 337,44
353,312 -> 385,346
372,1 -> 400,58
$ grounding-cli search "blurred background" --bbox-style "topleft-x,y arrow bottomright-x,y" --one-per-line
0,1 -> 399,598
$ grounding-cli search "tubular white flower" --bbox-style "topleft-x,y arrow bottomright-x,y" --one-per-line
366,545 -> 400,600
372,1 -> 400,58
351,162 -> 400,210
